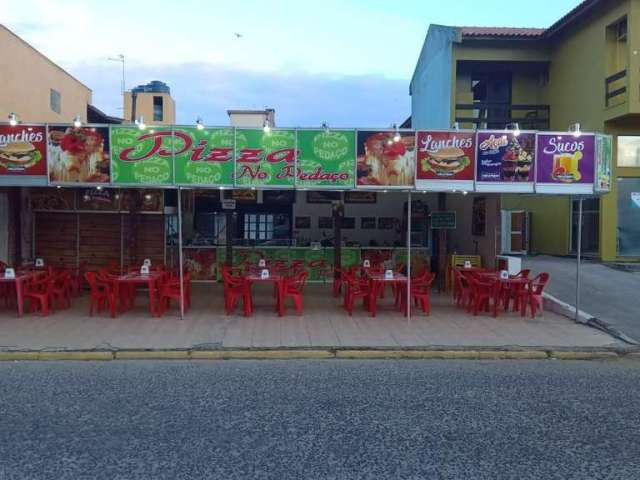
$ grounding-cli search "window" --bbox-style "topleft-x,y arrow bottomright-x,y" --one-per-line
50,89 -> 61,114
244,214 -> 274,241
617,136 -> 640,167
153,96 -> 163,121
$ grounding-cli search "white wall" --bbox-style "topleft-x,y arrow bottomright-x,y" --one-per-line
292,191 -> 439,247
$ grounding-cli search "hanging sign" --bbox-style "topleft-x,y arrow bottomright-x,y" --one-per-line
431,211 -> 457,229
535,132 -> 595,194
234,128 -> 295,187
475,131 -> 535,193
595,134 -> 612,193
0,124 -> 47,185
356,130 -> 416,188
48,125 -> 111,184
416,130 -> 475,191
110,126 -> 174,185
296,129 -> 355,188
174,127 -> 234,185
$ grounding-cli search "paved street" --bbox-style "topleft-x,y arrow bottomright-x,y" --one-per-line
524,255 -> 640,343
1,359 -> 640,479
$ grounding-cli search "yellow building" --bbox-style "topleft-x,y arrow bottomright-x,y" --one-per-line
123,81 -> 176,125
411,0 -> 640,261
0,24 -> 92,123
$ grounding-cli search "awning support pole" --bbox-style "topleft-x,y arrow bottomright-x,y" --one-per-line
177,187 -> 185,320
407,191 -> 412,323
575,197 -> 583,322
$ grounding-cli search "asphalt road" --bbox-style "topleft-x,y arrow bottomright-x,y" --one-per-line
1,359 -> 640,479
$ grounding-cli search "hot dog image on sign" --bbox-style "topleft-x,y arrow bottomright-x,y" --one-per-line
416,131 -> 475,191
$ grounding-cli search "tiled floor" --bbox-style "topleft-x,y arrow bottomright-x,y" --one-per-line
0,284 -> 619,350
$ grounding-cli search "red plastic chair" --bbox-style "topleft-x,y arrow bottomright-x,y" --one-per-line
158,272 -> 191,315
522,273 -> 550,318
281,270 -> 308,316
84,272 -> 116,317
467,276 -> 500,317
222,269 -> 252,316
332,267 -> 344,297
454,271 -> 473,310
50,271 -> 72,310
23,275 -> 53,316
343,272 -> 371,316
409,272 -> 436,315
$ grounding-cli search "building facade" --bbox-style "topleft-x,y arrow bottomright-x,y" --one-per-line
123,81 -> 176,125
411,0 -> 640,261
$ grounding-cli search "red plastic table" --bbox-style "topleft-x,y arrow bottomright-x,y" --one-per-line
366,272 -> 408,317
113,272 -> 163,317
245,273 -> 285,316
0,273 -> 31,317
475,273 -> 531,316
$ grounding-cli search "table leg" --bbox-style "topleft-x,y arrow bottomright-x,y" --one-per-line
277,280 -> 284,317
149,280 -> 157,317
15,279 -> 24,318
369,280 -> 377,317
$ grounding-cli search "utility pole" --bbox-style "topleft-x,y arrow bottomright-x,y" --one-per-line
108,54 -> 125,110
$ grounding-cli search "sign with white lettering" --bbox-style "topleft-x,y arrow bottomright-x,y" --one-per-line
416,130 -> 475,191
0,125 -> 47,185
476,131 -> 535,193
535,132 -> 595,194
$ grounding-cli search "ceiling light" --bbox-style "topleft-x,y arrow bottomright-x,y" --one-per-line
569,122 -> 582,138
135,116 -> 146,130
73,115 -> 82,128
196,117 -> 204,130
263,119 -> 271,133
8,113 -> 17,126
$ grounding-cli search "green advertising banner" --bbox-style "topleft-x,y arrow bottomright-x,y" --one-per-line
110,126 -> 173,184
174,127 -> 234,185
296,129 -> 356,188
234,129 -> 295,187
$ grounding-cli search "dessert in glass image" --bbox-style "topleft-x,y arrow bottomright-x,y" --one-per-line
501,136 -> 532,181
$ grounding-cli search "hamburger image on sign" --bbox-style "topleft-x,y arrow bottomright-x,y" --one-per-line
423,147 -> 470,176
417,131 -> 475,180
0,141 -> 41,169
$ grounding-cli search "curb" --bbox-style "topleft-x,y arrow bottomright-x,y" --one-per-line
0,348 -> 632,361
543,293 -> 639,345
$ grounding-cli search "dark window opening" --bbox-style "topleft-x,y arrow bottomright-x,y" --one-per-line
153,96 -> 163,121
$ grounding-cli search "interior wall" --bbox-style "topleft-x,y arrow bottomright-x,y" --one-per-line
0,192 -> 8,263
446,193 -> 500,268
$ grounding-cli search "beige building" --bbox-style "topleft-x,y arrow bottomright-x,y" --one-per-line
124,81 -> 176,125
0,24 -> 92,123
227,108 -> 275,127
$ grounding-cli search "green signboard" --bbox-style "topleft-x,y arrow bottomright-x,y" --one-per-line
234,129 -> 295,187
431,211 -> 456,229
174,127 -> 234,185
110,126 -> 173,185
296,129 -> 356,188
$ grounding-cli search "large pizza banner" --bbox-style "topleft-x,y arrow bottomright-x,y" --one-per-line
174,127 -> 234,186
296,129 -> 355,188
110,126 -> 174,185
234,129 -> 295,187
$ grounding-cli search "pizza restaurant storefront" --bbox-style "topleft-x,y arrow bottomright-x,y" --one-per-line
0,122 -> 612,322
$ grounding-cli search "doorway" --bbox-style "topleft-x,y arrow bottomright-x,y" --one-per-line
501,210 -> 529,254
571,198 -> 600,255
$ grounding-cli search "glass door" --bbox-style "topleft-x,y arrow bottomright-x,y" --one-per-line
571,198 -> 600,254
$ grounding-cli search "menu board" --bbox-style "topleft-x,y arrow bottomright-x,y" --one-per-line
415,130 -> 475,191
111,126 -> 174,185
356,130 -> 415,188
174,127 -> 234,186
475,131 -> 535,193
296,129 -> 355,188
47,125 -> 111,184
535,133 -> 595,194
0,125 -> 47,185
234,128 -> 295,187
595,134 -> 612,193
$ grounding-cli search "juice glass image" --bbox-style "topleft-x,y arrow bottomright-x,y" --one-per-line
552,152 -> 582,182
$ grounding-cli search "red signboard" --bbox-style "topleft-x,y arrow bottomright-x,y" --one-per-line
0,125 -> 47,177
415,130 -> 475,191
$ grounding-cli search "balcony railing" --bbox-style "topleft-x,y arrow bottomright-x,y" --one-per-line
605,69 -> 626,107
455,103 -> 550,130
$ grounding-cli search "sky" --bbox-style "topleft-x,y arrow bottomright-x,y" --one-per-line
2,0 -> 582,128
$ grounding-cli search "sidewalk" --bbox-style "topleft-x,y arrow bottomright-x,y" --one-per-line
523,255 -> 640,344
0,284 -> 619,352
